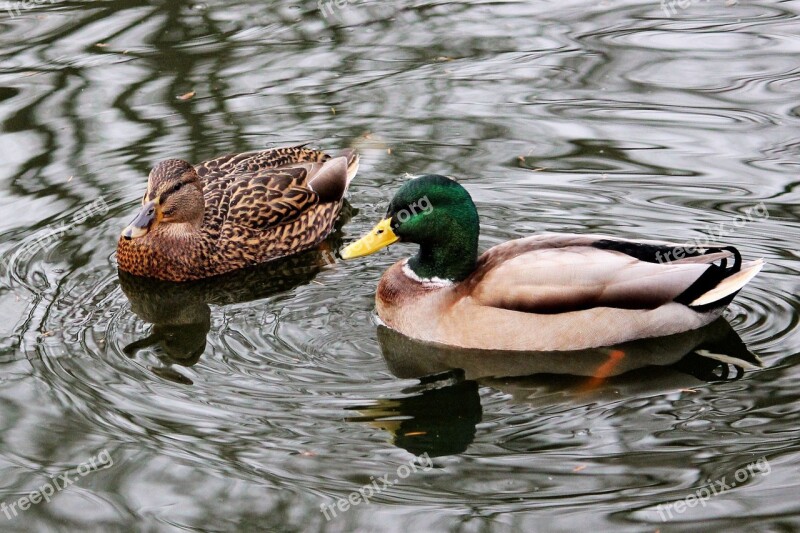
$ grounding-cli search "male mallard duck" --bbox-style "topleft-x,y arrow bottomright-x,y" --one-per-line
341,175 -> 764,351
117,145 -> 358,282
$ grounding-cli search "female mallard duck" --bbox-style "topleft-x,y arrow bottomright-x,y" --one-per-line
341,175 -> 764,351
117,145 -> 358,282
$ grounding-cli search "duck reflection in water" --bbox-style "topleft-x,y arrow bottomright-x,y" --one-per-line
119,246 -> 339,385
350,319 -> 761,457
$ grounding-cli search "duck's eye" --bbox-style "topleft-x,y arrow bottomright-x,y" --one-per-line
172,182 -> 183,193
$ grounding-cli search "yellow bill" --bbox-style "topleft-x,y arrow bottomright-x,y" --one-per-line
340,218 -> 399,259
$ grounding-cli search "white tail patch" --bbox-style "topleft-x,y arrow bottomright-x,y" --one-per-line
690,259 -> 765,307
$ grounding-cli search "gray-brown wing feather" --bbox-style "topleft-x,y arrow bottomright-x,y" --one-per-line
195,147 -> 333,240
468,234 -> 727,313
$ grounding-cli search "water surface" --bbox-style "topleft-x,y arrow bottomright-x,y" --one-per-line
0,0 -> 799,531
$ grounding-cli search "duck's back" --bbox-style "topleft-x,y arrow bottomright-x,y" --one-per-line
196,146 -> 333,236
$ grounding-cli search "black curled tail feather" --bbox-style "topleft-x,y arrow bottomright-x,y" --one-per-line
705,245 -> 742,274
674,245 -> 743,308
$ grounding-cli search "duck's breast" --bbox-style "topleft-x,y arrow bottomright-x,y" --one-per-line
376,260 -> 457,339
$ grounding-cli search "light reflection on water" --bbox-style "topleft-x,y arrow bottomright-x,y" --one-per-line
0,0 -> 798,530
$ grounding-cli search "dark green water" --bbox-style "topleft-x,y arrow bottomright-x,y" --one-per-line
0,0 -> 799,531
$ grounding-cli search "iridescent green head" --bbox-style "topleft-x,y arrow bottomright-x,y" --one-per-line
341,175 -> 480,281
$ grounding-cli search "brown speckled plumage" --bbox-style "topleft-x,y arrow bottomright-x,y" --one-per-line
117,145 -> 358,282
